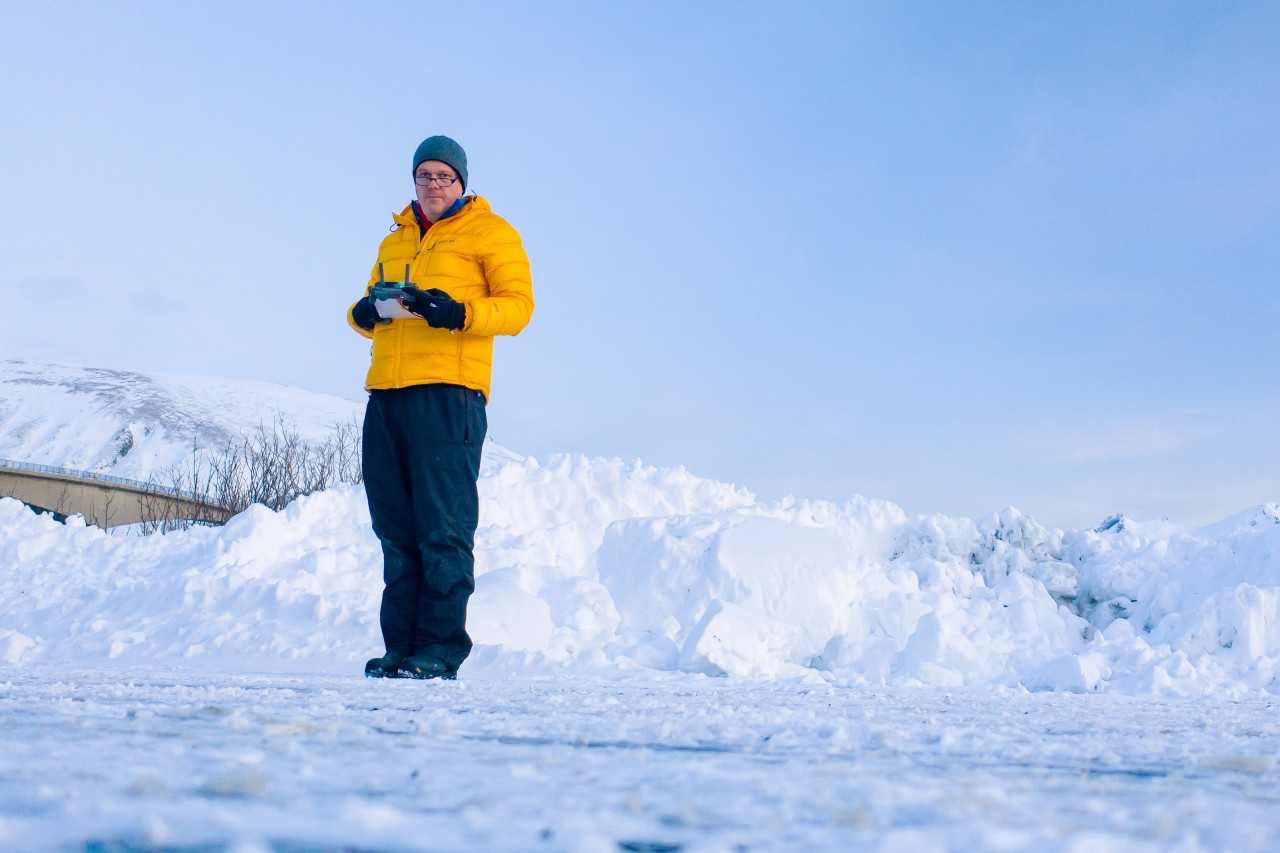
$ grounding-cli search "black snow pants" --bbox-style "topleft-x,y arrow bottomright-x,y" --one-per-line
362,383 -> 487,672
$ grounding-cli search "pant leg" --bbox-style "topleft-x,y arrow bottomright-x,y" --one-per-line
362,391 -> 421,658
400,385 -> 487,670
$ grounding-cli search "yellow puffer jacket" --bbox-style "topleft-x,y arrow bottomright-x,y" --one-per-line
347,195 -> 534,400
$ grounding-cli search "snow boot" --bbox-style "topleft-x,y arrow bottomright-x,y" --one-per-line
398,655 -> 457,680
364,652 -> 406,678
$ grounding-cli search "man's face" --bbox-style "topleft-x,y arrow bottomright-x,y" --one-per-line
414,160 -> 464,222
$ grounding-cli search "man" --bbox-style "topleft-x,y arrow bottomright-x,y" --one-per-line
347,135 -> 534,680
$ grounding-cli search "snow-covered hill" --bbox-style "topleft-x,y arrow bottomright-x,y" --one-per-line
0,359 -> 365,479
2,360 -> 1279,696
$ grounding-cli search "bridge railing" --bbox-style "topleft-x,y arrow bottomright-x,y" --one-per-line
0,457 -> 217,505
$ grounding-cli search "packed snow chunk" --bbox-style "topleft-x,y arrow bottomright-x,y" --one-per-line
0,629 -> 38,663
680,600 -> 815,679
599,513 -> 859,677
479,453 -> 755,559
1177,585 -> 1280,659
469,568 -> 557,654
1025,652 -> 1111,693
107,631 -> 147,659
198,769 -> 268,799
1,497 -> 71,566
892,612 -> 976,687
972,508 -> 1077,598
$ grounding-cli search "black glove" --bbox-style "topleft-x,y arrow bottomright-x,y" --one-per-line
400,285 -> 466,330
350,295 -> 385,331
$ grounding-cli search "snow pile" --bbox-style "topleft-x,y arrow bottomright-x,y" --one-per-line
2,360 -> 1278,695
3,443 -> 1279,696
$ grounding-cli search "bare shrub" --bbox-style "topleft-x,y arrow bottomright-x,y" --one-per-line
141,414 -> 363,534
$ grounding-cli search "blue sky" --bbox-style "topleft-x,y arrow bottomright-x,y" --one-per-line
1,1 -> 1277,529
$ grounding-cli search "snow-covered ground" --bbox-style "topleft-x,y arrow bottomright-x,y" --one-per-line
2,668 -> 1278,852
3,361 -> 1280,849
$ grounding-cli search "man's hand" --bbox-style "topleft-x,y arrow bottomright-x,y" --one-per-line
351,295 -> 386,330
400,285 -> 466,330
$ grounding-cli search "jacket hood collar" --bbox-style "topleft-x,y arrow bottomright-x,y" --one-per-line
393,195 -> 490,228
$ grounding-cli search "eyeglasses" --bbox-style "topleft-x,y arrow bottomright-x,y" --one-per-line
414,173 -> 460,187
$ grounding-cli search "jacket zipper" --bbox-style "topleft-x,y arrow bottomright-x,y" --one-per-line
386,201 -> 474,389
392,222 -> 427,389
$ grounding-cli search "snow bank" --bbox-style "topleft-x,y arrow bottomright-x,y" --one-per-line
2,450 -> 1279,696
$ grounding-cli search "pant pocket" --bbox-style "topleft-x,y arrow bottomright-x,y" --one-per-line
463,389 -> 487,447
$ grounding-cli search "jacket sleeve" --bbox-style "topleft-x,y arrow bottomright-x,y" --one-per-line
464,220 -> 534,337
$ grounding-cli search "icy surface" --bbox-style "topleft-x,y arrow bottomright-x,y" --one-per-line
1,668 -> 1278,852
